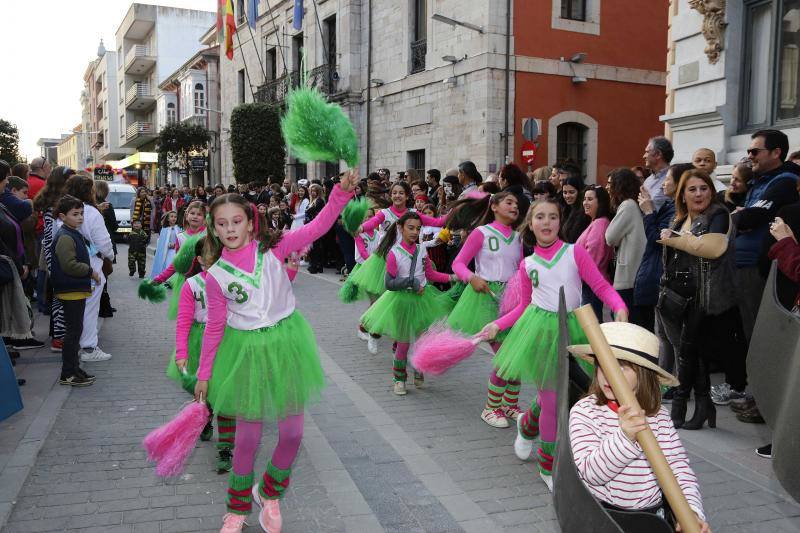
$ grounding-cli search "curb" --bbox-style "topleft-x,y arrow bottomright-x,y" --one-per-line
0,382 -> 71,529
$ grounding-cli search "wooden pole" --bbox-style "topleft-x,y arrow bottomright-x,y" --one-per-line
573,305 -> 700,533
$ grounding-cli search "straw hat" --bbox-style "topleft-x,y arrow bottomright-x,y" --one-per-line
568,322 -> 679,386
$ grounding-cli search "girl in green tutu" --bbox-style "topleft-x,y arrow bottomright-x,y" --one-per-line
361,212 -> 457,396
445,191 -> 524,429
480,199 -> 628,491
193,172 -> 358,533
339,207 -> 383,353
165,236 -> 236,474
348,182 -> 447,349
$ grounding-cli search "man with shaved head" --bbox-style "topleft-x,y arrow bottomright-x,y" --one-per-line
28,156 -> 50,313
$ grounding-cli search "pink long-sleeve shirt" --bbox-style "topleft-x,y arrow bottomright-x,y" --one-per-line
494,240 -> 626,331
175,271 -> 207,362
361,205 -> 446,233
153,225 -> 206,283
355,230 -> 376,260
385,241 -> 451,284
575,217 -> 613,281
570,396 -> 705,521
451,221 -> 521,282
197,185 -> 353,380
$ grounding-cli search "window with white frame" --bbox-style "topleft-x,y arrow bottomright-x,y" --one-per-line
194,83 -> 206,116
742,0 -> 800,129
552,0 -> 600,35
166,102 -> 177,124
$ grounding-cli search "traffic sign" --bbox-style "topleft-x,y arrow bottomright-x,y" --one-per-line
521,140 -> 537,165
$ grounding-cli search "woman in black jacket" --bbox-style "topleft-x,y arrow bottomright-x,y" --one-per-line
497,163 -> 531,225
659,169 -> 746,431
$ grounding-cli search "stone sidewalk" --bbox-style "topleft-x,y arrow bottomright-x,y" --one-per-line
1,244 -> 798,532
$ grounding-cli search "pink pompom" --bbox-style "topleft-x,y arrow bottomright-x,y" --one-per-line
411,322 -> 482,375
143,401 -> 210,477
499,270 -> 524,316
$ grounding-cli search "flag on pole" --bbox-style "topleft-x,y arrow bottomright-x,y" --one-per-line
224,0 -> 235,60
216,0 -> 225,45
293,0 -> 303,30
247,0 -> 258,29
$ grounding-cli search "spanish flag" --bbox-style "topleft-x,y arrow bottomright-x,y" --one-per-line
224,0 -> 235,60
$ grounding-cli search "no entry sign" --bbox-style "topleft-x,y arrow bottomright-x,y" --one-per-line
521,141 -> 537,165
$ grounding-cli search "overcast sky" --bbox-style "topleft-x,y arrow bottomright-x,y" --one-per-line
0,0 -> 215,162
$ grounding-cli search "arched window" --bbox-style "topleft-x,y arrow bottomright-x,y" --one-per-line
194,83 -> 205,115
557,122 -> 588,179
166,102 -> 176,124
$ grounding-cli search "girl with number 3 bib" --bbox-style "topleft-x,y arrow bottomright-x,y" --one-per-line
481,199 -> 628,491
194,172 -> 357,533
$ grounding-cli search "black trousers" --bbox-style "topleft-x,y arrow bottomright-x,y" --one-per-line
60,298 -> 85,378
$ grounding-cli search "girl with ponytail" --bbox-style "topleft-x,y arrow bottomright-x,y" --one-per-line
445,192 -> 526,429
360,211 -> 456,395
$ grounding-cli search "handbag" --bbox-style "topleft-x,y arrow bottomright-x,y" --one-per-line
656,285 -> 691,322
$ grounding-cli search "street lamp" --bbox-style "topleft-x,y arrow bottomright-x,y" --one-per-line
431,13 -> 484,34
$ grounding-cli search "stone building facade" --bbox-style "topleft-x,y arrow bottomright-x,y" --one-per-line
664,0 -> 800,171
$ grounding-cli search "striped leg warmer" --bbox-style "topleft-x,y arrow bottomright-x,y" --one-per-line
537,441 -> 555,475
226,471 -> 254,515
217,415 -> 236,451
519,401 -> 541,440
259,461 -> 291,501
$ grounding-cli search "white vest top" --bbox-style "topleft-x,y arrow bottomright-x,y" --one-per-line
185,274 -> 208,323
420,226 -> 442,249
207,247 -> 294,330
474,225 -> 521,282
176,231 -> 189,247
391,243 -> 428,288
355,231 -> 381,264
524,243 -> 582,312
380,207 -> 417,235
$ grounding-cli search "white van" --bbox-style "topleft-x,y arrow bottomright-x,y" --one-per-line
107,183 -> 137,238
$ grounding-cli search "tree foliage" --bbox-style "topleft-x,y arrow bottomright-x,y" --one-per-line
230,103 -> 286,184
156,121 -> 210,180
0,119 -> 22,166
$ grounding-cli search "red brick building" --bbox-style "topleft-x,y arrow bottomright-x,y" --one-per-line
513,0 -> 668,183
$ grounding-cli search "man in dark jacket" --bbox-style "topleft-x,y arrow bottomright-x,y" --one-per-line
734,129 -> 799,339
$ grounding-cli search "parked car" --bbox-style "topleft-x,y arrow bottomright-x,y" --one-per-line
107,182 -> 136,239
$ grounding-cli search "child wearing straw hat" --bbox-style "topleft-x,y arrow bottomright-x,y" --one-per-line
567,322 -> 709,532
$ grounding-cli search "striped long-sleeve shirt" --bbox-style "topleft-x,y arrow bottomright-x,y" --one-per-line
569,395 -> 706,521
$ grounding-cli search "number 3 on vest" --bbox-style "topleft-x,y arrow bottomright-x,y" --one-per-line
227,281 -> 249,304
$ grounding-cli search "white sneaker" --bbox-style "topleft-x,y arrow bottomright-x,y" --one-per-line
80,347 -> 112,362
367,336 -> 378,354
356,327 -> 369,341
539,471 -> 553,492
481,407 -> 509,428
514,414 -> 534,461
393,381 -> 407,395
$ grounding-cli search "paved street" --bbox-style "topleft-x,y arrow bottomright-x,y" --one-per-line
1,244 -> 799,533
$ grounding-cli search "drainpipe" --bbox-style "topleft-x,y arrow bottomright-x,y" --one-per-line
365,0 -> 372,172
503,0 -> 511,163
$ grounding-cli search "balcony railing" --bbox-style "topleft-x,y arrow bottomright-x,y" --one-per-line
126,121 -> 154,141
125,44 -> 155,74
410,38 -> 427,74
125,82 -> 154,107
255,65 -> 336,105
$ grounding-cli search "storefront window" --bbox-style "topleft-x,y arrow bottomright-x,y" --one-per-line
777,1 -> 800,120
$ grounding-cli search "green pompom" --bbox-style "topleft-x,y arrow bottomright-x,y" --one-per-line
341,197 -> 369,235
172,233 -> 205,276
338,278 -> 361,303
281,87 -> 359,167
138,280 -> 167,303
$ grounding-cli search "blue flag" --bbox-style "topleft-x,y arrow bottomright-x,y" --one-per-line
293,0 -> 303,30
247,0 -> 258,29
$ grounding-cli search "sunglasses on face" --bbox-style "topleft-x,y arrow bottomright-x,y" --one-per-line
746,148 -> 769,156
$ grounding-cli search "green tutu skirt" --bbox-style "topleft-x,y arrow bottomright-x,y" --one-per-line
166,321 -> 205,390
447,281 -> 507,339
492,305 -> 591,389
361,285 -> 451,343
207,311 -> 325,421
344,254 -> 386,301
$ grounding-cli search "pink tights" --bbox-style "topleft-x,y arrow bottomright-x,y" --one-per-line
536,390 -> 557,442
232,414 -> 304,475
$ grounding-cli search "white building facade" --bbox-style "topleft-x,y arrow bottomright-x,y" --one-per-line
218,0 -> 512,184
664,0 -> 800,169
82,42 -> 129,166
114,3 -> 215,186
